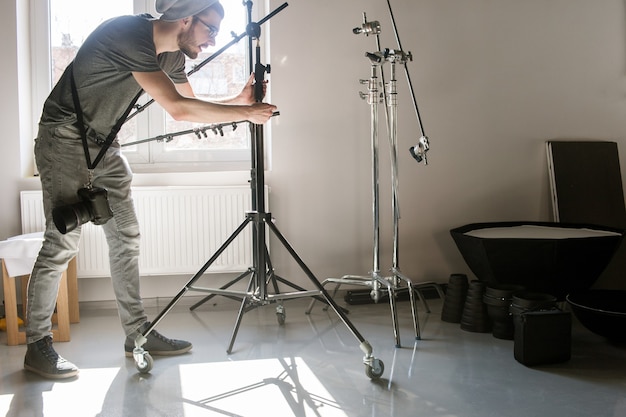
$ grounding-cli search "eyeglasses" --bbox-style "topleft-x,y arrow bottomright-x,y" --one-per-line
195,17 -> 219,38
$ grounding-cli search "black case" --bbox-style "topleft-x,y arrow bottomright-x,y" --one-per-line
513,309 -> 572,366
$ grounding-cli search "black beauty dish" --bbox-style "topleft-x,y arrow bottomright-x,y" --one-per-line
450,221 -> 624,300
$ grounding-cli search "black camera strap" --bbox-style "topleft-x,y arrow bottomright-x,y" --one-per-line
69,62 -> 143,170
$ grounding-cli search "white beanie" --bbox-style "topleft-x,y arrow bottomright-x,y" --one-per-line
156,0 -> 220,21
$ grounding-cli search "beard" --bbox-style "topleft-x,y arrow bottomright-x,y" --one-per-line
180,45 -> 199,60
178,30 -> 199,60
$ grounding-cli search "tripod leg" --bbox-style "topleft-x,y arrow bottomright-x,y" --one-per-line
393,268 -> 421,340
305,280 -> 332,314
413,281 -> 446,313
278,276 -> 348,314
384,280 -> 402,348
407,282 -> 421,340
189,269 -> 254,311
150,216 -> 251,328
416,289 -> 431,313
265,220 -> 384,379
264,248 -> 286,323
132,216 -> 252,373
227,273 -> 256,354
322,282 -> 342,312
227,240 -> 283,351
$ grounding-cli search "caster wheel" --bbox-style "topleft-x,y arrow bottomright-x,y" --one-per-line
276,305 -> 286,325
136,353 -> 154,374
365,359 -> 384,379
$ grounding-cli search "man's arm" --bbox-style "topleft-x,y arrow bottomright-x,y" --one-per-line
174,81 -> 195,98
132,70 -> 276,124
174,74 -> 260,104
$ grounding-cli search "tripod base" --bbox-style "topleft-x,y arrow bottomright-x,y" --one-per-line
130,211 -> 385,380
306,268 -> 444,348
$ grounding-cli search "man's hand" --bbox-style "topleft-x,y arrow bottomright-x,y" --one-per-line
246,102 -> 277,124
234,73 -> 267,105
132,70 -> 276,124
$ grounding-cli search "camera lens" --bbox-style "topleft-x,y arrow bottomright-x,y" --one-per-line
52,202 -> 93,234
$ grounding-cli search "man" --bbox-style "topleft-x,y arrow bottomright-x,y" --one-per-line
25,0 -> 277,379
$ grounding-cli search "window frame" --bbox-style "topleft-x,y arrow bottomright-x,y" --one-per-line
30,0 -> 270,174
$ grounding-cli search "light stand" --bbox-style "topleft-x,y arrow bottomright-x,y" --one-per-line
380,0 -> 445,313
130,2 -> 384,380
307,9 -> 444,348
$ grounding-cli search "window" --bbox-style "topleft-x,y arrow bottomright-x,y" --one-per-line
36,0 -> 266,172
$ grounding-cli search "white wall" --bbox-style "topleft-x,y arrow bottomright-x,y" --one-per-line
1,1 -> 30,234
2,0 -> 626,303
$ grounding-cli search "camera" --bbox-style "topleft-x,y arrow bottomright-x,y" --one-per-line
52,187 -> 114,234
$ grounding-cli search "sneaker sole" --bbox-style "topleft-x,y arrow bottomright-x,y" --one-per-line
24,364 -> 79,379
124,344 -> 193,357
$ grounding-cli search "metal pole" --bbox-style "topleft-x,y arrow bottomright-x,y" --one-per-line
367,63 -> 381,280
388,59 -> 400,272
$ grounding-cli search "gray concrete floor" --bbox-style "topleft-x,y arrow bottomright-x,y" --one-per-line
1,295 -> 625,417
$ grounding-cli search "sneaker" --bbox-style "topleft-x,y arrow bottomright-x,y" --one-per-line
124,323 -> 192,357
24,336 -> 79,379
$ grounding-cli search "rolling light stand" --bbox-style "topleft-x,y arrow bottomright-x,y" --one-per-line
307,8 -> 444,348
130,2 -> 385,380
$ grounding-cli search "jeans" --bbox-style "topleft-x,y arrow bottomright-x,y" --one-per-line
26,123 -> 147,343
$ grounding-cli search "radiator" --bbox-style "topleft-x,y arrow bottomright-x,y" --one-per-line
20,186 -> 266,278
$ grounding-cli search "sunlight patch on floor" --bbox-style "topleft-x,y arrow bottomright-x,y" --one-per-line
42,368 -> 120,417
0,367 -> 120,417
179,357 -> 349,417
0,394 -> 13,416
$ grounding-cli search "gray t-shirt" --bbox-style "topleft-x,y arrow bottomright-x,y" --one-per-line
40,14 -> 187,138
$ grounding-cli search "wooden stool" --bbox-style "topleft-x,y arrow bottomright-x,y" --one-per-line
2,258 -> 77,346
